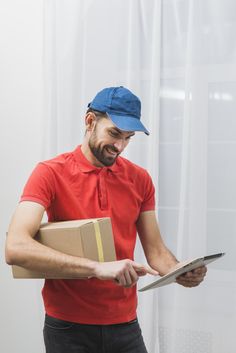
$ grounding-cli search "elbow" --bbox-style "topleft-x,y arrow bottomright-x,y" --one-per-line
5,244 -> 18,265
5,240 -> 25,266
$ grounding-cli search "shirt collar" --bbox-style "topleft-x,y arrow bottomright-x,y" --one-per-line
73,145 -> 119,173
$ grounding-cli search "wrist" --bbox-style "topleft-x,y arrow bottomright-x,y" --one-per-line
86,259 -> 99,278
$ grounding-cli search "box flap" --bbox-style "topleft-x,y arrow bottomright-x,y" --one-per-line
39,218 -> 109,231
81,219 -> 116,262
97,219 -> 117,261
81,223 -> 100,261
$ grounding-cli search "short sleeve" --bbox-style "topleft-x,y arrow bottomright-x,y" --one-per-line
20,162 -> 55,209
140,171 -> 156,212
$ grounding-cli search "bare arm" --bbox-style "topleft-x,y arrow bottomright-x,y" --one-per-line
5,201 -> 98,277
137,210 -> 178,275
5,201 -> 157,285
137,210 -> 207,287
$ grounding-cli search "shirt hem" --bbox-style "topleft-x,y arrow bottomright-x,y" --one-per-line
45,309 -> 137,325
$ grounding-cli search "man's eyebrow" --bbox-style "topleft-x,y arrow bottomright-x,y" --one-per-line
109,127 -> 135,137
127,132 -> 135,137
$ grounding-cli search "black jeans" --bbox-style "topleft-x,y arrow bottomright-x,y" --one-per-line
43,314 -> 148,353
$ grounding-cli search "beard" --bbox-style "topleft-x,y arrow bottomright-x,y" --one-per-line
88,130 -> 120,167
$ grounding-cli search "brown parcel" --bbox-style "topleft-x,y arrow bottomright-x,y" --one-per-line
12,217 -> 117,279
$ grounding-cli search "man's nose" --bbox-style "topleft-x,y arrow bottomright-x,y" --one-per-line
113,139 -> 125,152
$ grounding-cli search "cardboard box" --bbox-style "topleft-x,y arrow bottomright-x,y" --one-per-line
12,217 -> 117,279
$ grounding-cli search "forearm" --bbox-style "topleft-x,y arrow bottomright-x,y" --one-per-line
6,235 -> 97,278
146,245 -> 179,276
137,211 -> 179,276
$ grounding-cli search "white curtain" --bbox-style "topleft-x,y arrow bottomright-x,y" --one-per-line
157,1 -> 236,353
43,1 -> 236,352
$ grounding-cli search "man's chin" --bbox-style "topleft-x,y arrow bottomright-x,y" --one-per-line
89,145 -> 118,167
100,156 -> 116,167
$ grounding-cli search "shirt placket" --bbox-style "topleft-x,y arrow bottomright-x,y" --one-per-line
98,169 -> 108,210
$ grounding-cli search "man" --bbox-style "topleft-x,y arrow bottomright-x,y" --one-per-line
5,86 -> 206,353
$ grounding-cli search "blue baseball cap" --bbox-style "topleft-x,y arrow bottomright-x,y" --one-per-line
88,86 -> 150,135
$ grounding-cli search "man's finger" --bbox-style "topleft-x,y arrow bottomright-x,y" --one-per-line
123,270 -> 135,287
128,266 -> 139,285
115,274 -> 126,286
134,264 -> 159,276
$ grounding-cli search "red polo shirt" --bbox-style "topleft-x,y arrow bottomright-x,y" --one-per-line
21,145 -> 155,324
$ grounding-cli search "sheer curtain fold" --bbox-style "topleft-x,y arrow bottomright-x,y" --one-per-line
158,1 -> 236,353
43,0 -> 236,352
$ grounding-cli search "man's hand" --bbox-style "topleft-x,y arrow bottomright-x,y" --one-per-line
176,265 -> 207,287
94,259 -> 158,288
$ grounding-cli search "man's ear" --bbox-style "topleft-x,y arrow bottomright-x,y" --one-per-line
85,112 -> 96,132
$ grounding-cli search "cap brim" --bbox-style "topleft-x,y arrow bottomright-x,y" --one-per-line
107,113 -> 150,135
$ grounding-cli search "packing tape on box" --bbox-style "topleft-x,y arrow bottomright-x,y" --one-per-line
92,220 -> 105,262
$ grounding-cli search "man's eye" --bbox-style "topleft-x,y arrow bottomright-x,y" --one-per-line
109,131 -> 119,137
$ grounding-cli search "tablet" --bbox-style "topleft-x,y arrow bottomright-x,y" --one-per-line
139,252 -> 225,292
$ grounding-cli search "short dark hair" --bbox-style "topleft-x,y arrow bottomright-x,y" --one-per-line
86,108 -> 107,121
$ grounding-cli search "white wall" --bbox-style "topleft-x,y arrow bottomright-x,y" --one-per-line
0,1 -> 45,352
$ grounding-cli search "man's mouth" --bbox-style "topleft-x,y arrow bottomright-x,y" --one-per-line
104,146 -> 118,157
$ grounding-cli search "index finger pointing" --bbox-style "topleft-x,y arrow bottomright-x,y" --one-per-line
134,263 -> 159,276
